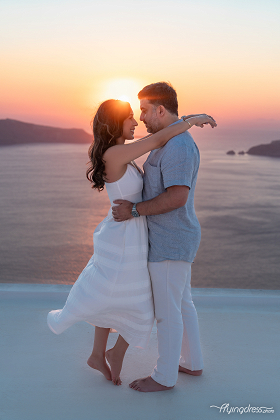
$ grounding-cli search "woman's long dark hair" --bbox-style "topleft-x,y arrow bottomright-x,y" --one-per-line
86,99 -> 131,191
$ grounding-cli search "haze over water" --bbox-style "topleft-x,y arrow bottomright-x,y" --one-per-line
1,133 -> 279,290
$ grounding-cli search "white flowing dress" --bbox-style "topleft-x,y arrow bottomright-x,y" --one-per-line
47,164 -> 154,348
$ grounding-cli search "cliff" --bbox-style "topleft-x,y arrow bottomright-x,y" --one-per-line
0,119 -> 92,146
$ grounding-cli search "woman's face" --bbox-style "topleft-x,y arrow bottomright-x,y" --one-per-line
120,110 -> 138,142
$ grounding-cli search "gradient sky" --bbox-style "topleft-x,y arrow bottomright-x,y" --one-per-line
1,0 -> 280,134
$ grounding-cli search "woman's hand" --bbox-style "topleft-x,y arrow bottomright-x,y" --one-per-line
182,114 -> 217,128
194,114 -> 217,128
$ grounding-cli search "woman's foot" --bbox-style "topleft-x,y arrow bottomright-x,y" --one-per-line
179,366 -> 203,376
105,348 -> 124,385
129,376 -> 174,392
87,352 -> 112,381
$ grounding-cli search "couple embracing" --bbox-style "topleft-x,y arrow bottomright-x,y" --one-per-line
47,82 -> 217,392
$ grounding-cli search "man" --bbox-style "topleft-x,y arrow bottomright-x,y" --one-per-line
112,82 -> 216,392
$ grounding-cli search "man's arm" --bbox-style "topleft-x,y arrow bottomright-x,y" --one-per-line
112,185 -> 189,222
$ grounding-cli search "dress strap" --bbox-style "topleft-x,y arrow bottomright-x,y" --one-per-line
129,161 -> 143,176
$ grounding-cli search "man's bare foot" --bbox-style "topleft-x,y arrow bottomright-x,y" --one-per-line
87,353 -> 112,381
129,376 -> 174,392
179,366 -> 203,376
105,348 -> 124,386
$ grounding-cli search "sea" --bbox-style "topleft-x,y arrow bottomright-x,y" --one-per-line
1,131 -> 280,289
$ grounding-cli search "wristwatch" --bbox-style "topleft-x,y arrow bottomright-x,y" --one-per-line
131,203 -> 140,217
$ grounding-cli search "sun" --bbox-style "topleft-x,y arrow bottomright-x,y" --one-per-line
99,78 -> 143,112
118,94 -> 131,102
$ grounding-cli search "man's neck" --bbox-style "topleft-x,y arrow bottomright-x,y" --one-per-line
161,114 -> 179,129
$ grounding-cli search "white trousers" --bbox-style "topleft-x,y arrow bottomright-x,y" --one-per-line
149,260 -> 204,387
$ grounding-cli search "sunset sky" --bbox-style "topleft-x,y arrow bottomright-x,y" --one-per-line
1,0 -> 280,135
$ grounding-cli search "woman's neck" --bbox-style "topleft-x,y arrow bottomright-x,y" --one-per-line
116,136 -> 125,145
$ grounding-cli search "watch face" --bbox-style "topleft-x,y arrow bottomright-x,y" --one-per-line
132,204 -> 140,217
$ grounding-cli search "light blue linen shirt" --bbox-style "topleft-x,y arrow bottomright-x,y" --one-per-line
142,126 -> 201,263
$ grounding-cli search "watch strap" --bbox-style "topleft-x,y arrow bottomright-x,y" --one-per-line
131,203 -> 140,217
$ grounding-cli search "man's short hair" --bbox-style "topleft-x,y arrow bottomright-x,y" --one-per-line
138,82 -> 178,116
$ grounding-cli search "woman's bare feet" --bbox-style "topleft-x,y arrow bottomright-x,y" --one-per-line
105,348 -> 124,386
129,376 -> 174,392
87,352 -> 112,381
179,366 -> 203,376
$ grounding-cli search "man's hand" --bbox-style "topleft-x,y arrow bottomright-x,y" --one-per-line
112,200 -> 134,222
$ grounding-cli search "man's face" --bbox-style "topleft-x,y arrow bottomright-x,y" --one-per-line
139,99 -> 162,134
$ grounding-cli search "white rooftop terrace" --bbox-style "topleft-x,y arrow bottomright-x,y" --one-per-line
1,284 -> 279,420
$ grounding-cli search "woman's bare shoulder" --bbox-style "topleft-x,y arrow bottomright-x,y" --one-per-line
103,145 -> 119,161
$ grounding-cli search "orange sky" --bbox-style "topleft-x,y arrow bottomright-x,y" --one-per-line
1,0 -> 280,135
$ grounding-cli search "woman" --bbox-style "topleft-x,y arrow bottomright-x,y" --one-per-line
47,99 -> 215,385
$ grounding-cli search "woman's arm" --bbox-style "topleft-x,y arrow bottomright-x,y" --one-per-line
104,114 -> 216,166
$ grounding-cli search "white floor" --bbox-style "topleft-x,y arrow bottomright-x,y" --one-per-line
1,284 -> 279,420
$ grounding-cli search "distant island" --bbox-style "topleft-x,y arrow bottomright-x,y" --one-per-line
226,139 -> 280,158
0,119 -> 92,146
247,140 -> 280,158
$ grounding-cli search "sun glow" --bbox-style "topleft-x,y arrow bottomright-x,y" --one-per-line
97,78 -> 143,112
118,95 -> 131,103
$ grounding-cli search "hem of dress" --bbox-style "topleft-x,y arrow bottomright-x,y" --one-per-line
87,320 -> 153,349
148,257 -> 194,263
47,316 -> 60,335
